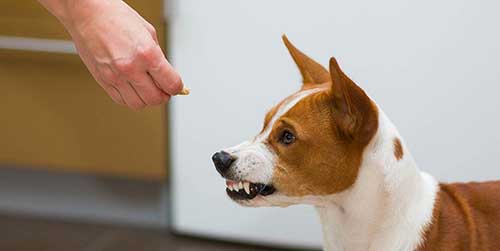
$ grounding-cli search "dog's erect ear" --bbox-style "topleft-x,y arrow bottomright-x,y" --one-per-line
282,35 -> 330,85
328,57 -> 378,144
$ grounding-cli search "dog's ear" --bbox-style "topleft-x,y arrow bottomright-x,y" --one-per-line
328,57 -> 378,143
282,35 -> 330,85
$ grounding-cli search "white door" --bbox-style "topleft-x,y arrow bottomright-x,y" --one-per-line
169,0 -> 500,248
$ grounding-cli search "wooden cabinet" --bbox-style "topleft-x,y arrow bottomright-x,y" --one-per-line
0,1 -> 165,40
0,1 -> 168,181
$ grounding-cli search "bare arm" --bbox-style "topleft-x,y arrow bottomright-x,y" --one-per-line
38,0 -> 184,109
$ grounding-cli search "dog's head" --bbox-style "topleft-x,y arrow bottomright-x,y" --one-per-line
212,36 -> 379,207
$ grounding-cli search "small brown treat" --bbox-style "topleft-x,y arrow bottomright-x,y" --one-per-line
178,87 -> 190,95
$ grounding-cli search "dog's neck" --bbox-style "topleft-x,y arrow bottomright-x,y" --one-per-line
315,108 -> 438,251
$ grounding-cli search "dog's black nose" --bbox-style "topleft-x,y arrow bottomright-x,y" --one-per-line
212,151 -> 235,176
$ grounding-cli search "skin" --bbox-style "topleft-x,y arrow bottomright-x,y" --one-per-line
38,0 -> 184,109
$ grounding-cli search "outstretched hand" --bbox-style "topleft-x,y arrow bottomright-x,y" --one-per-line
40,0 -> 184,109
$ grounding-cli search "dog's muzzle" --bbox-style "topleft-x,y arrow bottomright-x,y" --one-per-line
212,150 -> 276,201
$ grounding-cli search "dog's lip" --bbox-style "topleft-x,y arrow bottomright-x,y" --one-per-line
224,179 -> 276,200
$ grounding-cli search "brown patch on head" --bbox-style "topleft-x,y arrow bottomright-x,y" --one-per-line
265,44 -> 379,197
393,138 -> 404,161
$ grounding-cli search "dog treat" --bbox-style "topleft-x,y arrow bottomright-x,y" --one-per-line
178,87 -> 190,95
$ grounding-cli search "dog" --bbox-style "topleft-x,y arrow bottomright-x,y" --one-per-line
211,35 -> 500,251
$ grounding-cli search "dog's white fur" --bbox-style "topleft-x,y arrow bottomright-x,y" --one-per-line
226,90 -> 438,251
225,88 -> 321,185
315,107 -> 438,251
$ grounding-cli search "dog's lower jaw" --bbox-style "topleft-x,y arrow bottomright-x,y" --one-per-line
315,111 -> 439,251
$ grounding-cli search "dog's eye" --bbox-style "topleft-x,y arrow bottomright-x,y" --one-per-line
279,130 -> 296,145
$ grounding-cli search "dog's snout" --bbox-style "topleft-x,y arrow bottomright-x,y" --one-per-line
212,151 -> 235,176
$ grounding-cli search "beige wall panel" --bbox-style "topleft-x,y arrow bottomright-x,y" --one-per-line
0,1 -> 165,40
0,50 -> 167,181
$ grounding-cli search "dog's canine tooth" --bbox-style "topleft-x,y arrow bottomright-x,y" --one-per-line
244,182 -> 251,194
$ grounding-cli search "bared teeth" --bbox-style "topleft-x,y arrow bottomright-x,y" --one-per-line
226,180 -> 274,199
225,181 -> 276,201
243,182 -> 250,194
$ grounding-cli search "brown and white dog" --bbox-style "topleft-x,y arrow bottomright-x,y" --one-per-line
211,36 -> 500,251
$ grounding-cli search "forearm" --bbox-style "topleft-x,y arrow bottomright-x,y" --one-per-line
37,0 -> 104,28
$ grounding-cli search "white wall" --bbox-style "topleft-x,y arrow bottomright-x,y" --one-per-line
169,0 -> 500,248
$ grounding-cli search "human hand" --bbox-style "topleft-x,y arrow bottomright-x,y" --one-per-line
48,0 -> 184,109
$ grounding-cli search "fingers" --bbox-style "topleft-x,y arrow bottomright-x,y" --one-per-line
147,45 -> 184,96
94,42 -> 180,109
105,55 -> 172,109
98,65 -> 145,109
92,68 -> 125,105
128,73 -> 170,106
116,80 -> 148,109
102,84 -> 126,106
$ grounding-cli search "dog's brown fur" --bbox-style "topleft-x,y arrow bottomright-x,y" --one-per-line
279,37 -> 500,249
393,138 -> 404,161
260,36 -> 379,197
225,36 -> 500,250
418,182 -> 500,250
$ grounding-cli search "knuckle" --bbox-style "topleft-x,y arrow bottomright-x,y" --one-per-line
149,57 -> 163,70
136,44 -> 156,61
112,60 -> 134,74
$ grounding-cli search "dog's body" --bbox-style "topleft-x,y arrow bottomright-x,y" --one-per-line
212,36 -> 500,250
420,182 -> 500,250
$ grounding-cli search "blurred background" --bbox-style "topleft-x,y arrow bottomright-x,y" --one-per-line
1,0 -> 499,250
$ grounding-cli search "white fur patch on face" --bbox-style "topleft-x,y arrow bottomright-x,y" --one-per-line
224,141 -> 275,184
224,88 -> 323,189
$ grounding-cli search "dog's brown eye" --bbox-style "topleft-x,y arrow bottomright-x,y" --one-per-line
279,130 -> 296,145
